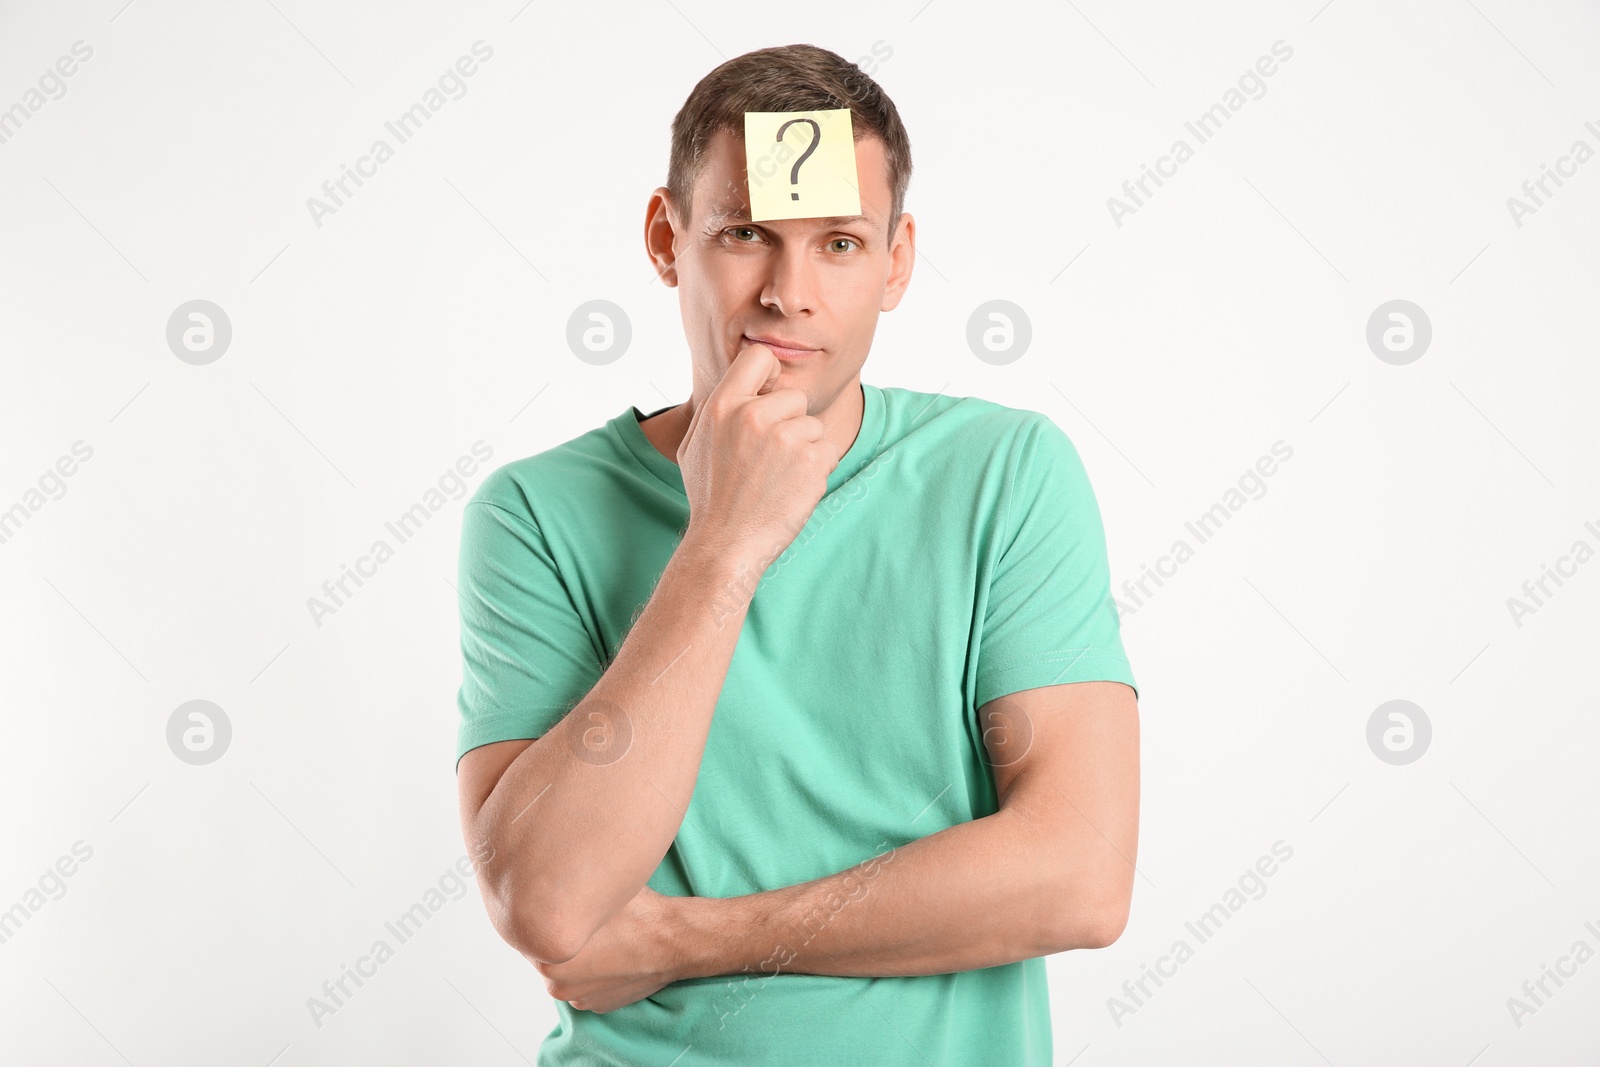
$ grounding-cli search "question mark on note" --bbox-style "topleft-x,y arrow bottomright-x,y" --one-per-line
776,117 -> 821,202
743,108 -> 861,221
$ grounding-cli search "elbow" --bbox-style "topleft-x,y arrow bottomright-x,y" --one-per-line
470,832 -> 591,963
1077,899 -> 1130,950
1045,883 -> 1131,952
476,852 -> 590,964
503,903 -> 590,965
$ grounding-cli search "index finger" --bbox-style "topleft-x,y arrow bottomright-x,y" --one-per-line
712,342 -> 783,402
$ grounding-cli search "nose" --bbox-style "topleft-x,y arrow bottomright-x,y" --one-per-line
759,242 -> 819,317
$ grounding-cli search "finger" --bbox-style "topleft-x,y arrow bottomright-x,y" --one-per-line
744,386 -> 812,426
714,342 -> 782,401
750,344 -> 784,397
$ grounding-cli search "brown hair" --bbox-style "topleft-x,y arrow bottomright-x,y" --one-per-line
666,43 -> 912,239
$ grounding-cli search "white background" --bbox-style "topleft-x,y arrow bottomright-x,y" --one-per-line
2,0 -> 1597,1063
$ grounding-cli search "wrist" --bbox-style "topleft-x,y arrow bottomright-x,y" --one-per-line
668,892 -> 784,981
679,525 -> 790,577
673,534 -> 778,621
677,528 -> 747,575
663,893 -> 722,982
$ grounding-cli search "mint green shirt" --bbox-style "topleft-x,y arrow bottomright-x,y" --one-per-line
456,381 -> 1137,1066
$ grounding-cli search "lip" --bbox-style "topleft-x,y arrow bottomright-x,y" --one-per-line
742,334 -> 821,360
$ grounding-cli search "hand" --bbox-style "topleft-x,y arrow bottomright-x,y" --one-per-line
533,885 -> 685,1014
676,343 -> 843,572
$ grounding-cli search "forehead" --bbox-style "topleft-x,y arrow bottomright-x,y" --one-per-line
690,126 -> 890,224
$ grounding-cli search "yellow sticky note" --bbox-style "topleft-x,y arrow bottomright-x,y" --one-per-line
743,108 -> 861,222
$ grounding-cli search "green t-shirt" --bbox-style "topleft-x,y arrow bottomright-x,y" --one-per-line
455,381 -> 1137,1067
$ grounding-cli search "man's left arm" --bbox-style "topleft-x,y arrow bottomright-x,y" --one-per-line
535,679 -> 1138,1009
676,679 -> 1140,978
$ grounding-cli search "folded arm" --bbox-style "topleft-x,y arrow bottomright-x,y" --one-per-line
682,680 -> 1140,977
537,680 -> 1139,1009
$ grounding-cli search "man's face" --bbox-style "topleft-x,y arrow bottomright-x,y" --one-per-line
646,128 -> 914,416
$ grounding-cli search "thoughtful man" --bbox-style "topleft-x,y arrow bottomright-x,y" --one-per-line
455,42 -> 1140,1066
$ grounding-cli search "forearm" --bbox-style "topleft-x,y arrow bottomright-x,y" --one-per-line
476,532 -> 760,957
671,806 -> 1119,981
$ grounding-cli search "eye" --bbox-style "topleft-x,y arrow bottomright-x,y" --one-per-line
725,227 -> 760,242
829,237 -> 860,253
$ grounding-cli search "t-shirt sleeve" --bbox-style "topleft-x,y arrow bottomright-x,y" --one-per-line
974,415 -> 1138,707
455,498 -> 605,770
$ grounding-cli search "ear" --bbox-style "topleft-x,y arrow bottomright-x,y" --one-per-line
644,187 -> 680,288
880,211 -> 916,312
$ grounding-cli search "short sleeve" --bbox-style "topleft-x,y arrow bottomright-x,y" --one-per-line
974,416 -> 1138,707
455,499 -> 605,769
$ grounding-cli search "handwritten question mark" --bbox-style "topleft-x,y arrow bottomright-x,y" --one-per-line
776,118 -> 821,201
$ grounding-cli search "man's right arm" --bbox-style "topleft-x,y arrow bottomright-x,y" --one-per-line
458,530 -> 757,965
456,344 -> 840,966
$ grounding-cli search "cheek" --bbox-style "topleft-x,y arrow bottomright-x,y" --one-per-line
819,282 -> 874,329
675,265 -> 724,320
687,255 -> 761,305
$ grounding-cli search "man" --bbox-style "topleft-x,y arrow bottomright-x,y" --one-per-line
455,42 -> 1140,1066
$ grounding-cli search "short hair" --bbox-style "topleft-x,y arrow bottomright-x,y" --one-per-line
666,43 -> 912,239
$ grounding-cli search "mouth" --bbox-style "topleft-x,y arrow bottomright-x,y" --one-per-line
742,333 -> 821,361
